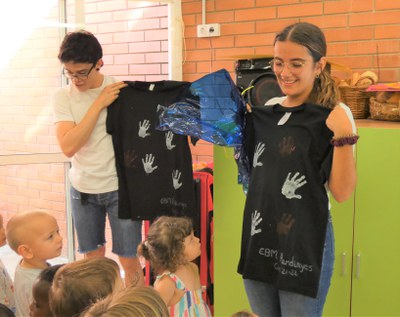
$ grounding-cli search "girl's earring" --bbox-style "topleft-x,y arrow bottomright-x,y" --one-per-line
316,74 -> 320,79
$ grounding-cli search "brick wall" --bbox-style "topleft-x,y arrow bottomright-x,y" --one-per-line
0,1 -> 168,261
0,2 -> 66,254
182,0 -> 400,82
183,0 -> 400,162
1,0 -> 399,260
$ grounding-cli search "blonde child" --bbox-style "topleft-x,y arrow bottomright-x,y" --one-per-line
6,211 -> 63,317
29,264 -> 64,317
0,213 -> 16,314
137,216 -> 211,316
231,310 -> 258,317
49,257 -> 124,317
81,286 -> 168,317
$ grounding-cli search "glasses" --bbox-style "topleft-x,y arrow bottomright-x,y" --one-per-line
62,64 -> 96,80
269,59 -> 306,74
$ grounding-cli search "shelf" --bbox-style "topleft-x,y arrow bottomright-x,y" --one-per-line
356,119 -> 400,129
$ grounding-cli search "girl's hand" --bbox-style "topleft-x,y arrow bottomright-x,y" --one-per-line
326,105 -> 353,137
96,81 -> 128,110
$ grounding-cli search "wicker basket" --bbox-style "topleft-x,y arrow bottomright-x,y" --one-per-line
339,85 -> 372,119
369,97 -> 400,121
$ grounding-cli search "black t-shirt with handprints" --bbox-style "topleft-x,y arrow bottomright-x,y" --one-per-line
238,103 -> 333,298
106,81 -> 196,221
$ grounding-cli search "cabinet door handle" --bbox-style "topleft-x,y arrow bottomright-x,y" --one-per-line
341,252 -> 346,276
356,253 -> 361,279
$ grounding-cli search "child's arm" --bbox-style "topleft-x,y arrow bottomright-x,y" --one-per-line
154,275 -> 176,306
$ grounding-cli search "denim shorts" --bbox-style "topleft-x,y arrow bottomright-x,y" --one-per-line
243,217 -> 335,317
70,186 -> 142,257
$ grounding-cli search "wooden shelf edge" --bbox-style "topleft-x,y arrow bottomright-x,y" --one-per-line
356,119 -> 400,129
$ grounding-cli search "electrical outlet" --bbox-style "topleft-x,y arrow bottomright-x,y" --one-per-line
197,23 -> 221,38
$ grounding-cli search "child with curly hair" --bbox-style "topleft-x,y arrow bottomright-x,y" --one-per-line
137,216 -> 211,317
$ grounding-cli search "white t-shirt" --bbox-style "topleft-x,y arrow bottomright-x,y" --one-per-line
52,75 -> 118,193
14,264 -> 42,317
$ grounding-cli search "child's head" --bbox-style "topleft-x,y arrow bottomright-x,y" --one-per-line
137,216 -> 200,273
29,264 -> 64,317
49,257 -> 123,317
6,211 -> 63,262
231,310 -> 258,317
0,213 -> 6,247
81,286 -> 169,317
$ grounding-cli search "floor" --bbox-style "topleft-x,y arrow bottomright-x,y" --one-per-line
0,244 -> 68,280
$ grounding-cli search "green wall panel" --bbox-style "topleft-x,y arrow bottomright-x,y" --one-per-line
351,128 -> 400,316
214,146 -> 250,316
323,195 -> 354,317
213,127 -> 400,317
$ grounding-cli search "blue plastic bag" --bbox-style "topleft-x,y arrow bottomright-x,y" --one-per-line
156,69 -> 246,147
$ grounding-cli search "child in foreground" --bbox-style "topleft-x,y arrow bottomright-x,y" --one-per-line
49,257 -> 124,317
29,264 -> 64,317
231,310 -> 258,317
138,216 -> 211,317
81,286 -> 168,317
6,211 -> 63,317
0,213 -> 16,314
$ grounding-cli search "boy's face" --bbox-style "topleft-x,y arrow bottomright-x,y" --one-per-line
62,61 -> 101,92
0,214 -> 6,247
29,280 -> 52,317
27,215 -> 63,261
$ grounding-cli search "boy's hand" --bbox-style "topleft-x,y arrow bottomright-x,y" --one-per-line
96,81 -> 128,110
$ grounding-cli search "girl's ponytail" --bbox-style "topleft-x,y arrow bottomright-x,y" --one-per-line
308,67 -> 340,109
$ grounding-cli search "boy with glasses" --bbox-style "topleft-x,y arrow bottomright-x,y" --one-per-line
52,30 -> 143,287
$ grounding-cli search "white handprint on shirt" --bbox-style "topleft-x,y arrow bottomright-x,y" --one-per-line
166,131 -> 176,150
251,210 -> 262,236
138,120 -> 151,138
281,172 -> 307,199
142,154 -> 158,174
253,142 -> 265,168
172,170 -> 182,189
